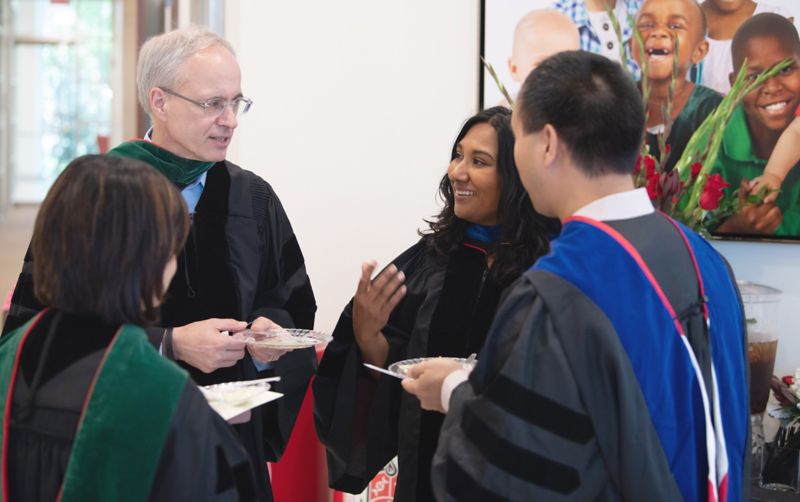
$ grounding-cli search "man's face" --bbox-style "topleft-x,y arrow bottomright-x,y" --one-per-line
632,0 -> 707,81
510,108 -> 555,217
155,44 -> 242,162
739,36 -> 800,135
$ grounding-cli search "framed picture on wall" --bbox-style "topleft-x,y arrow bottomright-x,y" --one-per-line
479,0 -> 554,110
480,0 -> 800,242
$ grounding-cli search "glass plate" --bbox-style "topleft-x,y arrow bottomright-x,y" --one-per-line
242,328 -> 332,349
200,380 -> 272,405
388,357 -> 477,378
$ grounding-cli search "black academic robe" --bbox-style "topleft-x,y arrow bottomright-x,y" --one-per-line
6,310 -> 257,501
2,161 -> 317,502
432,213 -> 749,501
313,239 -> 503,502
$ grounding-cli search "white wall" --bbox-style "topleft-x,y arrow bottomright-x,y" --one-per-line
225,1 -> 800,377
224,1 -> 481,334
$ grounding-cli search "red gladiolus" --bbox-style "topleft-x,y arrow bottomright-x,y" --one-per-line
705,173 -> 729,192
690,162 -> 702,180
699,173 -> 730,210
646,172 -> 662,200
644,155 -> 657,178
633,155 -> 642,175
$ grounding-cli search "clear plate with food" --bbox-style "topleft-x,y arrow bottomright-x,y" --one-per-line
242,328 -> 332,349
387,355 -> 477,379
200,378 -> 283,420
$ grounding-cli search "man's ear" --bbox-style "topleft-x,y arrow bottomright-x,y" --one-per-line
543,123 -> 559,168
149,87 -> 168,120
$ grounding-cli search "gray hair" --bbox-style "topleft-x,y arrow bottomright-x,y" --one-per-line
136,25 -> 236,116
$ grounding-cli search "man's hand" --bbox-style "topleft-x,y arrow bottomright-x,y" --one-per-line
172,318 -> 248,373
717,180 -> 783,235
401,359 -> 463,413
352,261 -> 405,368
245,316 -> 289,363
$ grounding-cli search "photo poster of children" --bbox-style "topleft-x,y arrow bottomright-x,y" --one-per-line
481,0 -> 800,240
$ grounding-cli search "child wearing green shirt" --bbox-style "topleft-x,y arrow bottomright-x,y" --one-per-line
711,12 -> 800,236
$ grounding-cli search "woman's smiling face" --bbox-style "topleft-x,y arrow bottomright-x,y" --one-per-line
447,122 -> 501,226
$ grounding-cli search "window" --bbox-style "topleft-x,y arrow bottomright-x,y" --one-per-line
9,0 -> 112,203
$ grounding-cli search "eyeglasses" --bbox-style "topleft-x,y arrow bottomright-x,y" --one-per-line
160,87 -> 253,118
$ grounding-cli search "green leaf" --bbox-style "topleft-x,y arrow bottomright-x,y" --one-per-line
481,57 -> 514,107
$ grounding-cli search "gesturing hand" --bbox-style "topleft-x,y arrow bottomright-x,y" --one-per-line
352,261 -> 406,345
172,318 -> 248,374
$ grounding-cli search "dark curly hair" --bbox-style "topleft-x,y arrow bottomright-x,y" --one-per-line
421,107 -> 560,286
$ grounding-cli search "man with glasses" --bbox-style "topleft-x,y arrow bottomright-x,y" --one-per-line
3,26 -> 317,502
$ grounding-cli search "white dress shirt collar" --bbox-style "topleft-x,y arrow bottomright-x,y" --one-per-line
572,188 -> 654,221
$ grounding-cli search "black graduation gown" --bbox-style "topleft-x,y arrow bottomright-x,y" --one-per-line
313,239 -> 503,502
6,310 -> 257,501
2,161 -> 318,502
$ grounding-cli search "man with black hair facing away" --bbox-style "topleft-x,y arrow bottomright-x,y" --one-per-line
403,51 -> 749,501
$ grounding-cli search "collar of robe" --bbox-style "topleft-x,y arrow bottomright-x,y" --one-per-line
107,140 -> 215,188
465,223 -> 502,244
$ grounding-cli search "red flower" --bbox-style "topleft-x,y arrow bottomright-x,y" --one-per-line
690,162 -> 702,180
643,155 -> 657,178
699,173 -> 730,210
705,173 -> 729,192
633,155 -> 642,175
646,172 -> 662,200
664,144 -> 672,156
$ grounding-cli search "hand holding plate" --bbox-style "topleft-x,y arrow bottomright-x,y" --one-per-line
401,358 -> 464,413
246,317 -> 289,363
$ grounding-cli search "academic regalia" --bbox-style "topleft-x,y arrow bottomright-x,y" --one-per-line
433,205 -> 749,501
0,309 -> 257,502
314,237 -> 505,502
2,146 -> 318,502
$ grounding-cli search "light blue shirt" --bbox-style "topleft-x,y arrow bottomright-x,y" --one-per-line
181,171 -> 207,214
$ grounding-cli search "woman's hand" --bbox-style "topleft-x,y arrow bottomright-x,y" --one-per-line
352,261 -> 406,367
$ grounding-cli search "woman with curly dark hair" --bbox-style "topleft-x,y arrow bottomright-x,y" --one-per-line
314,107 -> 559,502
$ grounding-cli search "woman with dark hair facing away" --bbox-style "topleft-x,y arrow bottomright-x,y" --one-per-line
313,107 -> 559,501
0,155 -> 257,501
